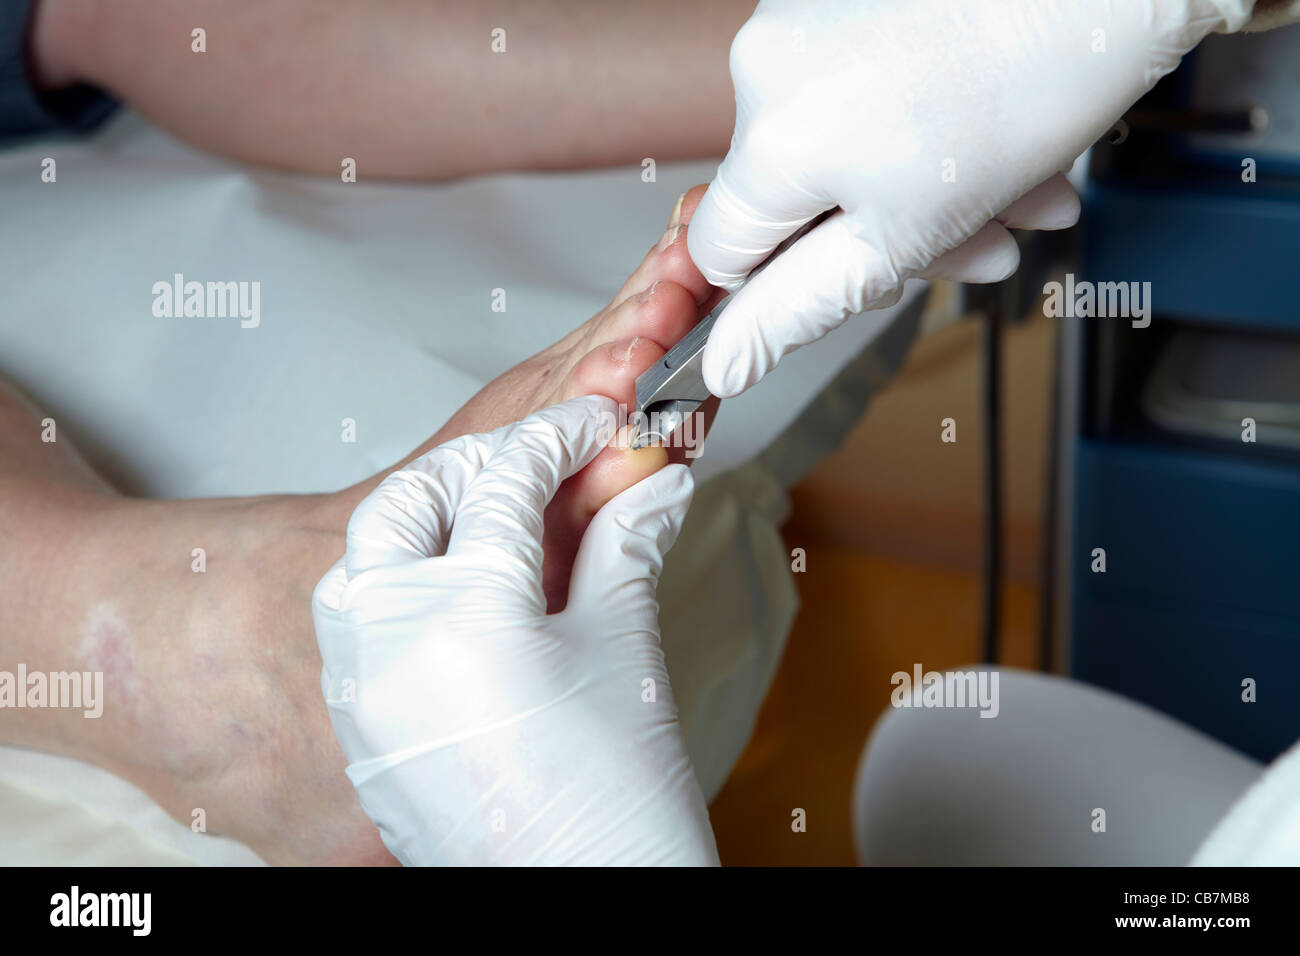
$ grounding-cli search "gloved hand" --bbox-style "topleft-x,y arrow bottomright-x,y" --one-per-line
689,0 -> 1257,397
312,395 -> 719,866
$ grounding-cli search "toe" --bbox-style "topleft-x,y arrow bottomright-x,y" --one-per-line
543,331 -> 681,612
570,432 -> 668,520
598,279 -> 700,354
612,184 -> 714,307
560,335 -> 667,410
542,432 -> 668,612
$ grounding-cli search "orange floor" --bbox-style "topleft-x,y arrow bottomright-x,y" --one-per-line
709,549 -> 1040,865
706,301 -> 1055,865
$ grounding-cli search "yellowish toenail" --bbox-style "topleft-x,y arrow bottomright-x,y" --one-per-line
667,193 -> 686,231
612,423 -> 670,463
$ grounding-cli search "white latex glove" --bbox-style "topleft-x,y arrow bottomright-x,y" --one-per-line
312,395 -> 719,866
690,0 -> 1257,397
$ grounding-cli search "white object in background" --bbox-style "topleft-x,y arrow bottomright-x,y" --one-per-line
1193,739 -> 1300,865
689,0 -> 1266,398
854,669 -> 1263,865
855,666 -> 1300,866
314,397 -> 718,865
1142,327 -> 1300,449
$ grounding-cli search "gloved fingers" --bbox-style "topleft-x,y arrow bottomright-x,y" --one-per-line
918,173 -> 1080,286
312,557 -> 365,704
994,173 -> 1080,231
345,431 -> 499,580
446,395 -> 618,606
701,211 -> 903,398
687,155 -> 833,291
312,556 -> 349,615
564,464 -> 695,623
919,221 -> 1021,284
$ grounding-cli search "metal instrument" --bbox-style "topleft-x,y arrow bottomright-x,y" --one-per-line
629,209 -> 833,448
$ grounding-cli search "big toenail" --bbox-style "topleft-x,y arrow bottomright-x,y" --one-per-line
620,337 -> 641,363
666,193 -> 686,231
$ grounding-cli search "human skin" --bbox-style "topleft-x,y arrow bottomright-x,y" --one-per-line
28,0 -> 755,179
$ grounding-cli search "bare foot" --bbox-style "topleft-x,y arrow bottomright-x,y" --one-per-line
0,187 -> 718,864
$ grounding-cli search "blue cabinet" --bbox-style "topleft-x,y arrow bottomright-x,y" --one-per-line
1070,438 -> 1300,760
1068,173 -> 1300,762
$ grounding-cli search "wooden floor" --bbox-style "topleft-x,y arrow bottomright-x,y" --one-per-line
707,299 -> 1056,865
